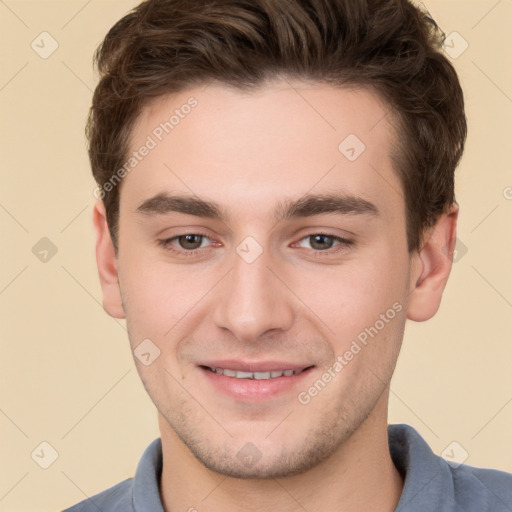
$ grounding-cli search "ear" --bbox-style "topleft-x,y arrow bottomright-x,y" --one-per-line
407,203 -> 459,322
92,200 -> 125,319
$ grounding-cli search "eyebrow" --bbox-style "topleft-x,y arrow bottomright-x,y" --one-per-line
136,192 -> 379,223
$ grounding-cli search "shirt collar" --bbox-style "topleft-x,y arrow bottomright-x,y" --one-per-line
132,437 -> 165,512
389,424 -> 452,511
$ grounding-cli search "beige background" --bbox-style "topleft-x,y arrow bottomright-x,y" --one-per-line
0,0 -> 511,510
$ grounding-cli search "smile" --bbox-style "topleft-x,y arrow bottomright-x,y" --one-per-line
204,366 -> 307,380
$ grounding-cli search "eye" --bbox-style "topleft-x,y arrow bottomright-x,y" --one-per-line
295,233 -> 353,252
174,234 -> 210,250
158,232 -> 214,255
157,231 -> 353,258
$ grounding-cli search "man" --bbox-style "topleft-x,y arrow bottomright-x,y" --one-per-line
64,0 -> 512,510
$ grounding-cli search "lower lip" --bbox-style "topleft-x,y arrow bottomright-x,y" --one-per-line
199,366 -> 314,401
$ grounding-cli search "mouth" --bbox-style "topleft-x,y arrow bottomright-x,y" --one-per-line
200,365 -> 312,380
198,361 -> 315,401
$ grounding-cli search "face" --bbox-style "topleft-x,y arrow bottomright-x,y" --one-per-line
103,80 -> 420,478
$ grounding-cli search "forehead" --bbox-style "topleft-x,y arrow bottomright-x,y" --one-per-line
122,80 -> 403,223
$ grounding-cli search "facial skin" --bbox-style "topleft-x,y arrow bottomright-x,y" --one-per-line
94,80 -> 458,511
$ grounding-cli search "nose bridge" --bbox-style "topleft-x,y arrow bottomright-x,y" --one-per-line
211,240 -> 294,342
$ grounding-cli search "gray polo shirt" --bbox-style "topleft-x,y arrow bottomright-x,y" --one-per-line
62,424 -> 512,511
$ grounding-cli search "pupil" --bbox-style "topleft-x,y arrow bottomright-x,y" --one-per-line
180,234 -> 202,249
312,235 -> 332,250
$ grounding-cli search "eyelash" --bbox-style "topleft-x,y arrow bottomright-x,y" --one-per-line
157,232 -> 354,258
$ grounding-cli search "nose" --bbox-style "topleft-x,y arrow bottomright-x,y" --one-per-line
211,244 -> 295,343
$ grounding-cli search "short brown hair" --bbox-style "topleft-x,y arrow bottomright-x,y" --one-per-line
87,0 -> 467,253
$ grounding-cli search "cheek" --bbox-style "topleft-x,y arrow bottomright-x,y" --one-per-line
118,256 -> 178,337
118,253 -> 220,346
293,251 -> 407,341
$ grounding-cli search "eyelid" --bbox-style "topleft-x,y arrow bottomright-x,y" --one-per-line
157,231 -> 215,253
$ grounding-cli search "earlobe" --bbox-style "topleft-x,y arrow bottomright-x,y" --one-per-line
92,200 -> 126,319
407,204 -> 459,322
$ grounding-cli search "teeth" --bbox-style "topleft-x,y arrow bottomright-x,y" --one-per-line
235,371 -> 253,379
254,371 -> 270,380
208,367 -> 303,379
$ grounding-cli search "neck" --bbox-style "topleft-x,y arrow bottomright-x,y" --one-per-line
158,395 -> 403,512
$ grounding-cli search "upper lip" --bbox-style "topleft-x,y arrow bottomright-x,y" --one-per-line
199,360 -> 314,372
